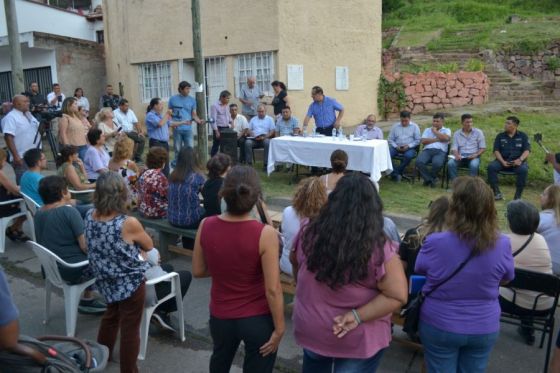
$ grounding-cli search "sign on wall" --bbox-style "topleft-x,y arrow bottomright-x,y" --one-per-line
287,64 -> 304,91
335,66 -> 349,91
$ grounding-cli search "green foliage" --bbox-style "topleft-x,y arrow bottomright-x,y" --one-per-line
466,58 -> 485,71
438,62 -> 459,73
399,62 -> 459,74
446,2 -> 510,23
377,75 -> 407,120
382,0 -> 405,15
501,39 -> 549,54
546,56 -> 560,71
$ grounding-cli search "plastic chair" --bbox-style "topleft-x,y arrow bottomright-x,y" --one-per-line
138,272 -> 185,360
0,198 -> 35,254
28,241 -> 95,337
500,268 -> 560,373
20,192 -> 41,217
68,189 -> 95,197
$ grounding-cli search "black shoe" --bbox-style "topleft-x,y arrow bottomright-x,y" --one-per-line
78,298 -> 107,315
517,326 -> 535,346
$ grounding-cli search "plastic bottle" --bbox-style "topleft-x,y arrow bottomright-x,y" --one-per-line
339,127 -> 345,141
312,125 -> 316,137
332,127 -> 337,140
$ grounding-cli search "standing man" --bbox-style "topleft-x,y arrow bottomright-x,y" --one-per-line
168,81 -> 203,163
99,84 -> 121,110
302,86 -> 344,136
46,83 -> 65,109
230,103 -> 249,163
276,106 -> 300,136
210,90 -> 232,157
239,76 -> 263,120
447,114 -> 486,182
113,99 -> 145,163
488,116 -> 531,200
415,113 -> 452,187
387,111 -> 421,182
245,104 -> 275,171
25,82 -> 47,109
1,95 -> 41,184
354,114 -> 383,140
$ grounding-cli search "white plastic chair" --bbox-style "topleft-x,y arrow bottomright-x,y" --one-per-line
69,189 -> 95,196
20,192 -> 41,216
0,198 -> 35,253
138,272 -> 185,360
29,241 -> 95,337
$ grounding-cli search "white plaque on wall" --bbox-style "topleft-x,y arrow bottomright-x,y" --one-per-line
335,66 -> 349,91
287,64 -> 304,90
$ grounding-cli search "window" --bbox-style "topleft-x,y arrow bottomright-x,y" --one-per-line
96,30 -> 104,44
235,52 -> 275,95
138,62 -> 172,103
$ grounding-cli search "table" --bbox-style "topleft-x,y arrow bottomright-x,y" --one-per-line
267,136 -> 393,184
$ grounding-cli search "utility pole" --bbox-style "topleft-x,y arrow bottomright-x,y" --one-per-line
4,0 -> 25,96
191,0 -> 208,164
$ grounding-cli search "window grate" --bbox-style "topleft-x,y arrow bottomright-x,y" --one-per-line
234,52 -> 275,95
138,62 -> 172,103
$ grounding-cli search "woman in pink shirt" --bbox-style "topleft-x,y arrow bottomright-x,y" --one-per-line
291,172 -> 407,372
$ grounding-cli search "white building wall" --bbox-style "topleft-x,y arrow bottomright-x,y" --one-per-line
0,0 -> 96,42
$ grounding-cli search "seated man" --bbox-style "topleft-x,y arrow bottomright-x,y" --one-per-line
488,116 -> 530,200
19,148 -> 48,205
230,103 -> 249,163
447,113 -> 486,182
354,114 -> 383,140
275,106 -> 300,136
415,113 -> 451,187
34,175 -> 106,314
244,104 -> 275,171
388,111 -> 420,182
113,99 -> 145,163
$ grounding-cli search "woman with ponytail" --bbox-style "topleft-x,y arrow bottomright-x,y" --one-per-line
193,165 -> 285,373
320,149 -> 348,194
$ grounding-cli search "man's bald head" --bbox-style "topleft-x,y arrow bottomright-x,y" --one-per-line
12,95 -> 30,112
247,76 -> 256,87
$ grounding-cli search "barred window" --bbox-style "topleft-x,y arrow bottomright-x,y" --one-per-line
138,62 -> 172,103
234,52 -> 275,95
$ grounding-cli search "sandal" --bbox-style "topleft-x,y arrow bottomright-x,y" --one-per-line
5,227 -> 19,242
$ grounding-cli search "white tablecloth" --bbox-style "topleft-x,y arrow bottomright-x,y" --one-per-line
267,136 -> 393,183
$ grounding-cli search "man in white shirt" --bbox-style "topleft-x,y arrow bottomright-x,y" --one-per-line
1,95 -> 41,183
245,104 -> 275,171
113,99 -> 145,162
230,103 -> 249,163
415,113 -> 451,187
46,83 -> 65,109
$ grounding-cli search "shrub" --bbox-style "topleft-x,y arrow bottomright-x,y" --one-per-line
546,56 -> 560,71
447,2 -> 510,23
377,75 -> 407,120
466,58 -> 485,71
437,62 -> 459,73
382,0 -> 405,14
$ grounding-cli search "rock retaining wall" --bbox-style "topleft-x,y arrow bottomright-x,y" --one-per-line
496,42 -> 560,81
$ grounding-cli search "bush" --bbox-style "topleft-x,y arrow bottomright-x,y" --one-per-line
466,58 -> 485,71
382,0 -> 405,14
437,62 -> 459,73
447,2 -> 510,23
546,56 -> 560,71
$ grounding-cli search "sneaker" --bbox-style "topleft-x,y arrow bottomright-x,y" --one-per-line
152,312 -> 174,331
78,298 -> 107,315
494,192 -> 504,201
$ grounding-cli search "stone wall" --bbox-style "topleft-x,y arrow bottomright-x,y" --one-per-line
387,71 -> 489,114
495,42 -> 560,81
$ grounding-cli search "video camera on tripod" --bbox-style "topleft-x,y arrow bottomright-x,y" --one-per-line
534,133 -> 560,164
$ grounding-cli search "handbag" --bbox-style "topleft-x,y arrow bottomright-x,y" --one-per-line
512,233 -> 534,257
401,250 -> 475,341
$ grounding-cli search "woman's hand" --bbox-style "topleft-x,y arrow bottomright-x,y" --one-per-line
332,311 -> 359,338
259,329 -> 284,356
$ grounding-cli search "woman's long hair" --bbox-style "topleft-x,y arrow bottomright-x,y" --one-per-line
301,172 -> 386,289
447,176 -> 498,254
542,184 -> 560,225
169,147 -> 201,183
146,97 -> 160,113
292,177 -> 327,219
420,196 -> 450,241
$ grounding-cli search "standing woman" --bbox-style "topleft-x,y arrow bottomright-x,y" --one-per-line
291,172 -> 407,372
95,108 -> 123,156
270,81 -> 289,119
85,172 -> 153,373
145,97 -> 173,176
59,97 -> 89,160
74,88 -> 90,116
193,165 -> 285,373
415,176 -> 515,372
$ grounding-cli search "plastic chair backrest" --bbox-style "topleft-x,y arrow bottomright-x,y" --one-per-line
21,192 -> 40,217
29,241 -> 86,289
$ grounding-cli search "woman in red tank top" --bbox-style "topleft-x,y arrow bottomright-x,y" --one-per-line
193,165 -> 285,373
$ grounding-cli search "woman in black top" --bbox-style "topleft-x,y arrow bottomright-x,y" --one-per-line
270,81 -> 289,116
202,153 -> 231,217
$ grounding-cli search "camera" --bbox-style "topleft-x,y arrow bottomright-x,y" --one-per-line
102,95 -> 120,110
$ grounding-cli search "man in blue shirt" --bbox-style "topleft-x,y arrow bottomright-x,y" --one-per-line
245,104 -> 276,171
275,106 -> 300,136
20,148 -> 47,205
488,116 -> 531,200
415,113 -> 452,187
302,86 -> 344,136
388,111 -> 421,182
168,81 -> 204,164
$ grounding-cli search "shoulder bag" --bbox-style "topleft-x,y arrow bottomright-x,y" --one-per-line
512,233 -> 534,257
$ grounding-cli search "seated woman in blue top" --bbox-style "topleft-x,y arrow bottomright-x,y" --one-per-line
168,147 -> 205,230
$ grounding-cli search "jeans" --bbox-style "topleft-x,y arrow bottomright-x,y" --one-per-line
302,348 -> 385,373
209,314 -> 277,373
389,146 -> 417,176
125,131 -> 146,162
12,161 -> 28,185
419,321 -> 498,373
173,129 -> 193,165
149,138 -> 170,177
487,159 -> 528,192
77,145 -> 88,161
98,282 -> 145,373
447,156 -> 480,181
415,148 -> 446,183
245,138 -> 271,166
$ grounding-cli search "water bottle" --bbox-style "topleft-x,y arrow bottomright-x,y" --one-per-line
332,127 -> 337,140
312,125 -> 316,137
338,127 -> 345,141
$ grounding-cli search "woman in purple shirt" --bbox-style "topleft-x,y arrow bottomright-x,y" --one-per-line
292,173 -> 407,372
415,176 -> 515,372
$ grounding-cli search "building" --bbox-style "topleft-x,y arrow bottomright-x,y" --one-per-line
103,0 -> 382,132
0,0 -> 106,112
